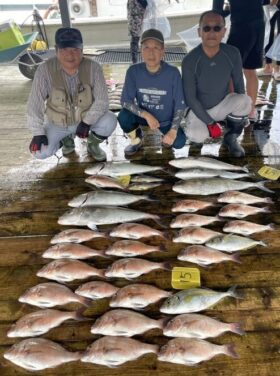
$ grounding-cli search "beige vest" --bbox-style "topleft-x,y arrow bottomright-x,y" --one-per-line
45,57 -> 93,127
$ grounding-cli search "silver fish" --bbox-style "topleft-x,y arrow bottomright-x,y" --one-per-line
4,338 -> 81,371
223,220 -> 275,235
68,190 -> 152,207
170,214 -> 222,228
75,281 -> 119,300
160,286 -> 239,314
206,234 -> 266,252
85,175 -> 127,190
171,199 -> 214,213
50,228 -> 106,244
173,227 -> 222,244
42,243 -> 107,260
163,313 -> 244,339
175,168 -> 250,180
131,175 -> 164,183
58,206 -> 160,229
218,204 -> 271,218
105,258 -> 170,279
90,309 -> 165,337
18,282 -> 90,308
217,190 -> 274,205
177,245 -> 240,266
158,337 -> 238,365
105,240 -> 165,257
173,178 -> 273,195
81,336 -> 158,367
37,259 -> 105,283
7,308 -> 85,338
109,222 -> 165,239
85,161 -> 162,177
110,283 -> 172,309
169,156 -> 248,171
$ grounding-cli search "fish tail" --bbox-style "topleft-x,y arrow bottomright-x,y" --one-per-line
149,344 -> 160,354
157,316 -> 171,329
256,181 -> 274,193
152,216 -> 168,229
262,206 -> 271,213
227,285 -> 242,299
265,197 -> 274,204
159,244 -> 167,252
231,253 -> 242,264
72,307 -> 89,321
268,223 -> 276,231
259,241 -> 267,247
223,343 -> 239,359
242,165 -> 249,173
98,268 -> 107,278
161,261 -> 172,271
230,322 -> 245,336
78,296 -> 92,307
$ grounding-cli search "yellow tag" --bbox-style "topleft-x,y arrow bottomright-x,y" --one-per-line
116,175 -> 131,187
258,166 -> 280,181
171,267 -> 201,289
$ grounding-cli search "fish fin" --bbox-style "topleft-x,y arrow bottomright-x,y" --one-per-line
268,223 -> 276,231
242,164 -> 249,173
157,316 -> 171,329
161,261 -> 172,271
230,322 -> 245,336
231,253 -> 242,264
256,181 -> 274,193
263,206 -> 271,213
88,223 -> 97,230
153,217 -> 168,229
227,285 -> 243,299
159,244 -> 167,252
223,343 -> 239,359
79,297 -> 92,307
72,307 -> 89,321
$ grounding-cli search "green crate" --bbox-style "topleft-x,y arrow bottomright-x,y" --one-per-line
0,20 -> 25,51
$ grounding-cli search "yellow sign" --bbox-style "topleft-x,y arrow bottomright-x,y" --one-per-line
258,166 -> 280,181
171,267 -> 201,289
116,175 -> 131,187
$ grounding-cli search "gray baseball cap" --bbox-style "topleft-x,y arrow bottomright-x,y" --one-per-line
141,28 -> 164,44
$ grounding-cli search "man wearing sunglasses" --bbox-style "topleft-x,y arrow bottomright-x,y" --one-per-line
181,10 -> 251,157
213,0 -> 265,122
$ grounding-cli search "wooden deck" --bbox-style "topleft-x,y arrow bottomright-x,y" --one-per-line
0,63 -> 279,376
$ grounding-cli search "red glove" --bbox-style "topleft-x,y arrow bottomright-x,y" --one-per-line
207,122 -> 222,138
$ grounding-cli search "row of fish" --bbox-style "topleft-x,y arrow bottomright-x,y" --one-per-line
4,335 -> 238,370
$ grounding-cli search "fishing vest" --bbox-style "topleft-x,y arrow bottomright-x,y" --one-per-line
45,57 -> 93,127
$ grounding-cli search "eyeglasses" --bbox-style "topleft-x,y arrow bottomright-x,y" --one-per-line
201,25 -> 223,32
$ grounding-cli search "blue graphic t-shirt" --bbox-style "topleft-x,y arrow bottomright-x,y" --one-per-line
121,61 -> 186,127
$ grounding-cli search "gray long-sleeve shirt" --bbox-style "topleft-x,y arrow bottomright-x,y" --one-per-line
181,43 -> 245,125
26,58 -> 109,136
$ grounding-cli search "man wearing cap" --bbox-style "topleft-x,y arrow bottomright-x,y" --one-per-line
27,27 -> 117,161
117,28 -> 187,156
181,10 -> 252,157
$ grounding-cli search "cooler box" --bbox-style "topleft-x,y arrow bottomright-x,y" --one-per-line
0,20 -> 25,51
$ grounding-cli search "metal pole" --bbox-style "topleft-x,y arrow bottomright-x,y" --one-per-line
58,0 -> 72,28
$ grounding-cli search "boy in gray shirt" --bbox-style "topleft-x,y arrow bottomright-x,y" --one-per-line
182,10 -> 251,157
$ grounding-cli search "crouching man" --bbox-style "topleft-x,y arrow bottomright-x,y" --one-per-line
182,10 -> 252,157
27,27 -> 117,161
118,28 -> 187,156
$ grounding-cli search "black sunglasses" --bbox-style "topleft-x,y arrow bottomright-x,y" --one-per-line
202,25 -> 223,32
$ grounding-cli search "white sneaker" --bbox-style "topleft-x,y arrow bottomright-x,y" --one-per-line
273,71 -> 280,81
256,68 -> 273,77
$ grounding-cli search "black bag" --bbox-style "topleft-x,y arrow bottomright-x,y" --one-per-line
137,0 -> 148,9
